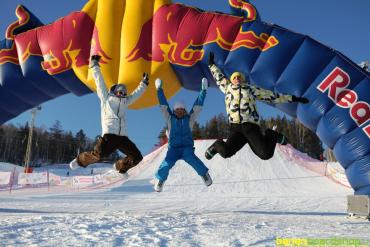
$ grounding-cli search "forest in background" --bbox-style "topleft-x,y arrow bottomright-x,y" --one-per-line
1,114 -> 334,166
0,120 -> 94,166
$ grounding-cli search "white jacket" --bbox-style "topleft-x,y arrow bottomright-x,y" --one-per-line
91,66 -> 147,136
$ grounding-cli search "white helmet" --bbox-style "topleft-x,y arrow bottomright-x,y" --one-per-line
173,101 -> 186,110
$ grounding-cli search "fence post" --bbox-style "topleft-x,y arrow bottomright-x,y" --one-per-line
9,167 -> 16,194
324,162 -> 328,177
47,169 -> 50,192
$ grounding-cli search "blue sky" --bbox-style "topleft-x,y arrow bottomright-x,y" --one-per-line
1,0 -> 369,155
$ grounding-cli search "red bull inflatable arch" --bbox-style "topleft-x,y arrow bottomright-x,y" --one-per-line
0,0 -> 369,194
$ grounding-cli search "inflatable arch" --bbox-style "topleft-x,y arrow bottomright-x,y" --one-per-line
0,0 -> 369,194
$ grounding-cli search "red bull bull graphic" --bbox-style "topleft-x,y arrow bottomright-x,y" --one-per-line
317,67 -> 370,138
0,4 -> 94,124
14,12 -> 111,75
0,6 -> 111,76
126,4 -> 278,67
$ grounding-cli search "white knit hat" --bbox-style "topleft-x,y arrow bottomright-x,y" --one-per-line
173,101 -> 185,110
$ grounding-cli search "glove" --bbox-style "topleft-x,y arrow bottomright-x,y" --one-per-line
142,73 -> 149,86
90,55 -> 101,68
155,78 -> 162,90
201,78 -> 208,91
292,95 -> 309,104
208,52 -> 215,66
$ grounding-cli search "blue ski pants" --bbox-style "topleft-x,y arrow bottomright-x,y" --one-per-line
155,146 -> 208,182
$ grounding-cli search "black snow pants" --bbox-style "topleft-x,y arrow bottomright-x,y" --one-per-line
77,134 -> 143,173
211,122 -> 280,160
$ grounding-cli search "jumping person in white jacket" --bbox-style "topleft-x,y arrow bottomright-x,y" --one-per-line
69,55 -> 148,174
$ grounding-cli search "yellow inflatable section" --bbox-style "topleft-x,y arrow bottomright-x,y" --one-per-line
73,0 -> 181,109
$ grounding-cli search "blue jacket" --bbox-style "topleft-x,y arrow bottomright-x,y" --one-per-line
157,88 -> 206,148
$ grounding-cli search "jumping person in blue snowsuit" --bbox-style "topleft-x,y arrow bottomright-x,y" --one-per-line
154,77 -> 212,192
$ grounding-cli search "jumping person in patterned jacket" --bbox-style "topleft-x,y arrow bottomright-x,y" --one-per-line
69,55 -> 148,174
205,52 -> 309,161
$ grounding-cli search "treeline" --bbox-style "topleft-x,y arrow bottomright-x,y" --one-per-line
1,114 -> 327,166
0,120 -> 95,166
157,114 -> 324,160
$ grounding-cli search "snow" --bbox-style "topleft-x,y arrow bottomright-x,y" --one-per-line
0,162 -> 25,172
0,140 -> 369,246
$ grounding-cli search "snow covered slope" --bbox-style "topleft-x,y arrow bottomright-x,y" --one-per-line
0,140 -> 369,246
0,162 -> 24,172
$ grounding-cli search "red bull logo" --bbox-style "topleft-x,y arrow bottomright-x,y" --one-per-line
317,67 -> 370,138
126,4 -> 278,67
0,7 -> 111,75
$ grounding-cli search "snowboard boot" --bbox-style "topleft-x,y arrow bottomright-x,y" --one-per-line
269,126 -> 288,145
205,142 -> 218,160
277,133 -> 288,145
75,151 -> 100,169
69,158 -> 79,170
114,157 -> 137,174
201,172 -> 213,187
154,180 -> 165,192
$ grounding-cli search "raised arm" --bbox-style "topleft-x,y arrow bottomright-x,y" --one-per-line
126,73 -> 149,105
250,84 -> 310,105
189,78 -> 208,128
90,56 -> 108,102
208,52 -> 229,94
155,78 -> 172,120
250,85 -> 293,104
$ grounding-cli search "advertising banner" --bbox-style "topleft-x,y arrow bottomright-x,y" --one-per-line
72,176 -> 94,187
48,172 -> 62,186
18,172 -> 48,185
0,172 -> 11,185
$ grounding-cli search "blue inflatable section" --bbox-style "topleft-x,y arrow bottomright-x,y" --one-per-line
170,2 -> 370,195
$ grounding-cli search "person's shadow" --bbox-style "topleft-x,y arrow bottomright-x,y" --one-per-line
109,179 -> 154,193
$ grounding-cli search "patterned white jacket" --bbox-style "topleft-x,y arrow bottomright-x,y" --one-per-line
209,64 -> 293,124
